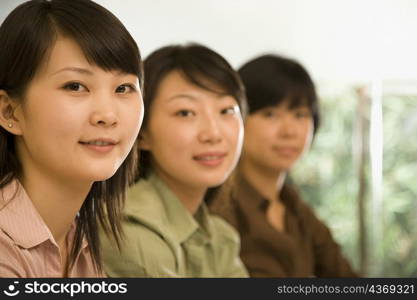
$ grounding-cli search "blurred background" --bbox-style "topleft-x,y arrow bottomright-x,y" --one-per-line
2,0 -> 417,277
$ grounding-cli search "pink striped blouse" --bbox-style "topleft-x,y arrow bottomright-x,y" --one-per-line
0,180 -> 102,277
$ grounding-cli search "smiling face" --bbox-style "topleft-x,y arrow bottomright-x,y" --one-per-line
10,36 -> 143,184
242,101 -> 313,174
140,70 -> 244,190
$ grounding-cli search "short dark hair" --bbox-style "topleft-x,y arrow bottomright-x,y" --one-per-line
0,0 -> 143,273
238,54 -> 320,134
137,43 -> 247,180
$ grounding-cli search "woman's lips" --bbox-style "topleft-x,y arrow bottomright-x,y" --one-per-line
272,146 -> 299,157
79,138 -> 118,154
193,152 -> 227,167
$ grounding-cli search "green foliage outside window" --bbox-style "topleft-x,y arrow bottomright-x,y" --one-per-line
291,88 -> 417,277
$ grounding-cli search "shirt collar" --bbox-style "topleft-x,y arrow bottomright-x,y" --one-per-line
0,180 -> 88,250
234,172 -> 267,210
149,173 -> 212,244
234,171 -> 299,213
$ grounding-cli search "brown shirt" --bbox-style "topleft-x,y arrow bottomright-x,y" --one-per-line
209,173 -> 358,277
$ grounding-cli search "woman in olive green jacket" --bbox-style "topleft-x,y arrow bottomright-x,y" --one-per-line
100,44 -> 248,277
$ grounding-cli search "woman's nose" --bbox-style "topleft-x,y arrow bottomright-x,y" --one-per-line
197,114 -> 222,144
89,94 -> 118,127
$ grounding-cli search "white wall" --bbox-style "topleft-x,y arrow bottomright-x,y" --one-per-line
2,0 -> 417,83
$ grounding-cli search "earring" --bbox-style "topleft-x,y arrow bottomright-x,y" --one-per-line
7,122 -> 13,128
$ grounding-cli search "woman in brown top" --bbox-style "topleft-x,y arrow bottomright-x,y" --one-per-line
209,55 -> 357,277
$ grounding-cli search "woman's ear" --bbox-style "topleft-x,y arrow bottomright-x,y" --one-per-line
138,130 -> 151,151
0,90 -> 23,135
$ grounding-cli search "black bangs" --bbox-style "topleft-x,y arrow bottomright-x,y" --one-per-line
259,78 -> 315,110
50,0 -> 143,88
176,46 -> 243,99
285,84 -> 317,110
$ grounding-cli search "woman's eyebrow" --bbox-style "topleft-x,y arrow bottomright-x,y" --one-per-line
167,93 -> 234,102
51,67 -> 93,76
167,93 -> 197,102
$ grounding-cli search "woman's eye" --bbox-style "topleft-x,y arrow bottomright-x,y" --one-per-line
295,111 -> 311,118
221,106 -> 237,115
262,110 -> 276,118
63,82 -> 87,92
116,84 -> 135,94
175,110 -> 194,117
